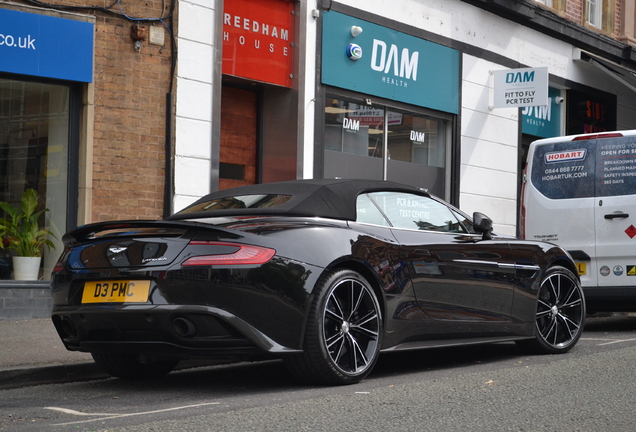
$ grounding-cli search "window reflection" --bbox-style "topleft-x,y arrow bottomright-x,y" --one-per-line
356,194 -> 390,226
324,95 -> 384,158
323,92 -> 451,198
324,94 -> 447,168
368,192 -> 465,233
387,110 -> 446,168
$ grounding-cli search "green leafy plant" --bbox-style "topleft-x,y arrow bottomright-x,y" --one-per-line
0,189 -> 55,257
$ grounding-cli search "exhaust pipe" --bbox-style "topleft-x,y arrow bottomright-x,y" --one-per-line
172,317 -> 197,337
53,315 -> 78,339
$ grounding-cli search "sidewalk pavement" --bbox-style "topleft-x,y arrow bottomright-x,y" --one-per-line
0,318 -> 107,390
0,319 -> 228,390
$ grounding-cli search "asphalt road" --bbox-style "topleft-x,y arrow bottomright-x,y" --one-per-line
2,313 -> 636,432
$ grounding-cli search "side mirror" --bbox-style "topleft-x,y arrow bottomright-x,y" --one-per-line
473,212 -> 493,240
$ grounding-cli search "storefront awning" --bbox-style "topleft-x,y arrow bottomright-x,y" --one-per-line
578,51 -> 636,93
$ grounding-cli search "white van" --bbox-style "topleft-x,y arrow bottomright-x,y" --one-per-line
521,130 -> 636,312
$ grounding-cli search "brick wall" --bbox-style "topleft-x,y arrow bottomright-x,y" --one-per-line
566,0 -> 583,23
565,0 -> 626,38
10,0 -> 175,223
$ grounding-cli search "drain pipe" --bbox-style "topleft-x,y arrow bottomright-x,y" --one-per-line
164,91 -> 174,218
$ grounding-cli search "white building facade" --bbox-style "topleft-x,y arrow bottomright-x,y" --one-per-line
175,0 -> 636,236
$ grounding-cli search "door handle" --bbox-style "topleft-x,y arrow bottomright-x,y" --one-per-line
604,213 -> 629,219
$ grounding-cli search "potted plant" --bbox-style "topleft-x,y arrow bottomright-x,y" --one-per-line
0,189 -> 55,280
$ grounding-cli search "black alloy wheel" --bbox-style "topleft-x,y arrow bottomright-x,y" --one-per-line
284,269 -> 382,385
520,266 -> 585,353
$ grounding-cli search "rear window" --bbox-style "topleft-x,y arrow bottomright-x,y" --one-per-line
178,194 -> 292,214
530,136 -> 636,199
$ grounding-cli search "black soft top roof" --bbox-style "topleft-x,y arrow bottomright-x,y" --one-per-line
167,178 -> 428,221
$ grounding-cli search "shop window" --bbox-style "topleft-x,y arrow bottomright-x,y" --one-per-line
323,93 -> 452,198
387,109 -> 446,168
324,96 -> 385,158
0,79 -> 70,281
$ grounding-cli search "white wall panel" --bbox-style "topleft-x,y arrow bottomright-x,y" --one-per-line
460,136 -> 517,171
175,0 -> 216,204
174,155 -> 210,198
178,2 -> 214,45
460,165 -> 517,200
178,39 -> 213,84
175,79 -> 212,122
460,53 -> 519,233
300,1 -> 320,179
173,195 -> 199,214
461,109 -> 517,143
460,193 -> 517,236
175,117 -> 212,159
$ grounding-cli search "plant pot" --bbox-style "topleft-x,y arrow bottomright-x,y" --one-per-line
13,256 -> 41,281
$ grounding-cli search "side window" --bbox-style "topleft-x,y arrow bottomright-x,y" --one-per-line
530,136 -> 636,199
530,141 -> 596,199
451,208 -> 476,234
367,192 -> 464,233
356,194 -> 390,226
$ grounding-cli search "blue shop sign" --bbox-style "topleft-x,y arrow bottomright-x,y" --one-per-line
322,11 -> 459,114
0,8 -> 94,82
521,87 -> 562,138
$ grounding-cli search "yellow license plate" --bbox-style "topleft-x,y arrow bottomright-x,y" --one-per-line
576,262 -> 586,275
81,280 -> 151,303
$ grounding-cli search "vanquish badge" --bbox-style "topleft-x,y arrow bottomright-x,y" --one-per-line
544,149 -> 587,164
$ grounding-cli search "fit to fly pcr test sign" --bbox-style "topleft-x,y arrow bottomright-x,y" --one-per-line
492,67 -> 548,109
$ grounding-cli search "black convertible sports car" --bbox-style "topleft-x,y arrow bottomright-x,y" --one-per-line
51,179 -> 585,385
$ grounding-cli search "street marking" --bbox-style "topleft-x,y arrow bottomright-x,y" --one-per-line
46,407 -> 118,416
46,402 -> 220,426
598,337 -> 636,346
580,337 -> 636,346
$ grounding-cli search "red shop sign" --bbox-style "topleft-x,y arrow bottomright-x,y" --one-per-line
222,0 -> 295,88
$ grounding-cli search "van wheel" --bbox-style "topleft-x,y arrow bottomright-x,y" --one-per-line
518,266 -> 585,354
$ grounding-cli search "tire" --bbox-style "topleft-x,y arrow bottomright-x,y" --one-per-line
91,352 -> 179,379
284,269 -> 382,385
517,266 -> 585,354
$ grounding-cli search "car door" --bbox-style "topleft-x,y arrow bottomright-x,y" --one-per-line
366,191 -> 516,336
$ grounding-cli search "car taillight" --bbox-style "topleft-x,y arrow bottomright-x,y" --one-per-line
182,242 -> 276,266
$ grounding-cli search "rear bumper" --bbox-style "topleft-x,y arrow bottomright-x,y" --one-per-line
584,287 -> 636,312
51,304 -> 302,358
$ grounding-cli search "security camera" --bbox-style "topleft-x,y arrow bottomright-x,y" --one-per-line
555,96 -> 564,104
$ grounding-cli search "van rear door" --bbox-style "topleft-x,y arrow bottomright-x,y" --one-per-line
524,136 -> 598,288
592,131 -> 636,289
